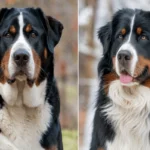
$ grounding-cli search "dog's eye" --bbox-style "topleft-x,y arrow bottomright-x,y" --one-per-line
31,32 -> 37,38
141,35 -> 148,40
4,32 -> 11,38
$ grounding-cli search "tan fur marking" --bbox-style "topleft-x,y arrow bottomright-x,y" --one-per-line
143,79 -> 150,88
45,146 -> 57,150
9,25 -> 16,34
121,28 -> 126,35
32,50 -> 41,86
134,56 -> 150,77
112,56 -> 116,69
134,56 -> 150,88
0,50 -> 11,84
102,56 -> 118,94
136,27 -> 142,35
103,72 -> 118,94
25,24 -> 32,32
97,148 -> 104,150
44,48 -> 48,59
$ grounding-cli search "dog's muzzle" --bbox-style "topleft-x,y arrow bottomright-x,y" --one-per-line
117,50 -> 132,72
116,50 -> 135,85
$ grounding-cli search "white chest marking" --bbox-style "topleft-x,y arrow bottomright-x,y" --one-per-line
0,102 -> 51,150
105,80 -> 150,150
0,79 -> 51,149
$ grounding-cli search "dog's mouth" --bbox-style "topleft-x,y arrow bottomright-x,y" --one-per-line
7,69 -> 34,84
120,71 -> 133,84
119,66 -> 149,85
134,66 -> 149,83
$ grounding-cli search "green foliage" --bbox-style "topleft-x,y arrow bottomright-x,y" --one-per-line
62,130 -> 78,150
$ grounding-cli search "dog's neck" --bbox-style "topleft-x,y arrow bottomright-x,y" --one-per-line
105,80 -> 150,134
104,80 -> 150,149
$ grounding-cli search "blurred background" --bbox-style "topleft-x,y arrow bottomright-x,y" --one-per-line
0,0 -> 77,150
79,0 -> 150,150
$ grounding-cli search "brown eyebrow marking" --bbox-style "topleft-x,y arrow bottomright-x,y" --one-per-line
136,27 -> 142,35
121,28 -> 126,35
9,25 -> 16,34
44,48 -> 48,59
25,24 -> 32,32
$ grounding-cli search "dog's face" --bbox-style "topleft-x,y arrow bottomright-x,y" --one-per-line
99,9 -> 150,86
0,8 -> 63,86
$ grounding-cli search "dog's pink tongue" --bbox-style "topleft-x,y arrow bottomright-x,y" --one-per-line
120,74 -> 133,84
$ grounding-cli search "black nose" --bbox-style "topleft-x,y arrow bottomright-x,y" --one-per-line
118,50 -> 132,62
13,49 -> 29,66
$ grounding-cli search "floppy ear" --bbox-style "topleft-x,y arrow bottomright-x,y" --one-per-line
97,23 -> 113,76
35,8 -> 63,53
46,16 -> 63,46
98,22 -> 112,55
0,8 -> 9,23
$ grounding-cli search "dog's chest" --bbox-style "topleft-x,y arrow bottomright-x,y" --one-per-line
105,80 -> 150,150
0,103 -> 51,150
106,132 -> 150,150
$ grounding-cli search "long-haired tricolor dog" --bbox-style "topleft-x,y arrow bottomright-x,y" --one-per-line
90,8 -> 150,150
0,8 -> 63,150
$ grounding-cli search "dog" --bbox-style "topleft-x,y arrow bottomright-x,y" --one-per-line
90,8 -> 150,150
0,8 -> 63,150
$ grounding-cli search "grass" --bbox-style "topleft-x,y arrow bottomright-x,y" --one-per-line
62,130 -> 78,150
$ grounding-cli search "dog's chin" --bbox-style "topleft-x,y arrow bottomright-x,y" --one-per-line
120,82 -> 139,87
15,74 -> 27,81
8,70 -> 34,84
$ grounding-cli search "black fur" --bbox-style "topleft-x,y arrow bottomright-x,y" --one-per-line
41,78 -> 62,149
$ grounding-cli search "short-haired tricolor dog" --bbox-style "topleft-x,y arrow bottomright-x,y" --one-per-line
0,8 -> 63,150
90,9 -> 150,150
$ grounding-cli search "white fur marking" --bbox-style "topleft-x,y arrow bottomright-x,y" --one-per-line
23,80 -> 47,107
0,102 -> 51,150
0,82 -> 18,106
0,134 -> 18,150
127,15 -> 135,43
105,80 -> 150,150
116,14 -> 138,81
0,78 -> 48,107
8,12 -> 35,80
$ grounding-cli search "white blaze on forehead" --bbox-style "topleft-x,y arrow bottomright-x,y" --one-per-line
8,12 -> 35,79
18,12 -> 24,39
11,12 -> 31,53
116,14 -> 138,77
127,15 -> 135,43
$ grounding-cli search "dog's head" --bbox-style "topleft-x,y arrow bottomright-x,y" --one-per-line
0,8 -> 63,86
99,8 -> 150,87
